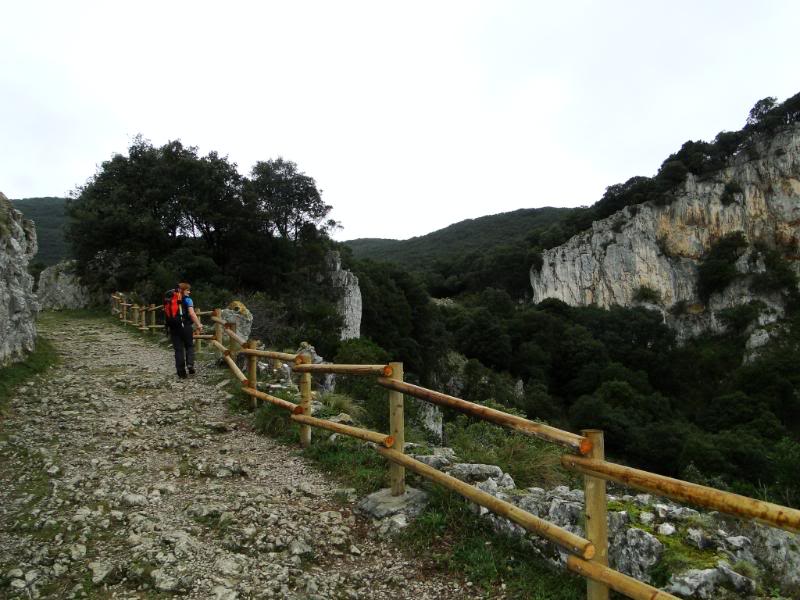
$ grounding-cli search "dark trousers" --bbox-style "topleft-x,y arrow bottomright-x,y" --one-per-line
170,324 -> 195,375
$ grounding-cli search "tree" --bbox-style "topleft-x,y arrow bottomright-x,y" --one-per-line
746,97 -> 777,126
246,158 -> 335,242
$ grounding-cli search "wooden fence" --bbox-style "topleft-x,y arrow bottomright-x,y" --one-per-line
109,293 -> 800,600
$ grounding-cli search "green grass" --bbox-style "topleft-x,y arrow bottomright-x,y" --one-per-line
0,336 -> 58,414
445,415 -> 575,489
400,486 -> 584,598
302,435 -> 388,495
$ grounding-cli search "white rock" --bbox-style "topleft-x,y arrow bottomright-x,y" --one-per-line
88,561 -> 112,584
657,523 -> 676,536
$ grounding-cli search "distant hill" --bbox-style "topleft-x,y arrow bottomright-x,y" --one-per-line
10,197 -> 69,266
345,207 -> 573,269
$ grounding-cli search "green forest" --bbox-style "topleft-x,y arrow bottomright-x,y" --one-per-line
64,94 -> 800,508
10,196 -> 69,278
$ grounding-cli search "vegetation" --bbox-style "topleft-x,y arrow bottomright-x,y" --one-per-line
9,197 -> 69,271
696,231 -> 748,302
66,136 -> 343,356
0,336 -> 58,414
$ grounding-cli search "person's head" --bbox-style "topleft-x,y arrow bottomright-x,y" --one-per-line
178,282 -> 191,295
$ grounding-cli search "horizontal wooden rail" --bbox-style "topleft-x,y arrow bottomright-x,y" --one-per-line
222,354 -> 248,385
222,326 -> 247,346
196,310 -> 214,316
239,348 -> 298,361
377,378 -> 591,455
376,447 -> 595,559
210,316 -> 226,325
211,339 -> 229,356
566,556 -> 679,600
291,413 -> 394,447
561,456 -> 800,534
241,387 -> 302,413
193,334 -> 215,340
292,363 -> 393,376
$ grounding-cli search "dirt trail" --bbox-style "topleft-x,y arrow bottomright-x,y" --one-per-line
0,314 -> 469,599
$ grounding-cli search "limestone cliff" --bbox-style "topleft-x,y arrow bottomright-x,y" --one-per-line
530,126 -> 800,338
37,260 -> 91,310
327,251 -> 362,340
0,191 -> 39,365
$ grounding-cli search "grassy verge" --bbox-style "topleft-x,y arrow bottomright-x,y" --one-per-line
0,336 -> 59,414
400,486 -> 584,599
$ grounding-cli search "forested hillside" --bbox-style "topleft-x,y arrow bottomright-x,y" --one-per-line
10,196 -> 69,266
346,207 -> 571,268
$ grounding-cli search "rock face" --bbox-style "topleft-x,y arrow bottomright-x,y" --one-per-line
37,261 -> 91,310
327,251 -> 362,340
0,191 -> 38,365
530,126 -> 800,339
220,301 -> 253,342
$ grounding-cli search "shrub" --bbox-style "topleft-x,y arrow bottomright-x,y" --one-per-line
721,181 -> 743,205
320,392 -> 365,421
750,247 -> 798,295
697,232 -> 748,302
445,407 -> 572,489
633,285 -> 661,304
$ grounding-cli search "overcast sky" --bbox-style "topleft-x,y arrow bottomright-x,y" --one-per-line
1,1 -> 798,241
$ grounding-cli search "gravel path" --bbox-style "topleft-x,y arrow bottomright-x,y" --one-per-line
0,314 -> 471,599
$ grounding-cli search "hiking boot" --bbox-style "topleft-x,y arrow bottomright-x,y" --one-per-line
177,370 -> 188,379
188,366 -> 196,375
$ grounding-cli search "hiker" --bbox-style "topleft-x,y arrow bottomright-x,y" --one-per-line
165,282 -> 203,378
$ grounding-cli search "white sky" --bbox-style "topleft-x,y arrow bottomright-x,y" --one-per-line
1,1 -> 798,241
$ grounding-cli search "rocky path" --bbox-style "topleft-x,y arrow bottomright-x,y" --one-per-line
0,314 -> 469,599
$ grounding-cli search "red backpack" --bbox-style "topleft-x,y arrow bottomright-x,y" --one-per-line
164,289 -> 185,329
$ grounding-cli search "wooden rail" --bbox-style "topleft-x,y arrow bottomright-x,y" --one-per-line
108,292 -> 797,600
562,455 -> 800,534
239,348 -> 298,361
292,363 -> 393,376
377,377 -> 591,455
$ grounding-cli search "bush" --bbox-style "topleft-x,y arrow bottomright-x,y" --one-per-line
445,407 -> 572,489
721,181 -> 743,205
697,232 -> 748,302
633,285 -> 661,304
319,392 -> 365,422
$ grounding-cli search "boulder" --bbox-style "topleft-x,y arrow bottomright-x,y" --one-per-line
37,260 -> 91,309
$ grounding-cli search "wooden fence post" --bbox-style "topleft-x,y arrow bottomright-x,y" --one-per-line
121,300 -> 127,323
132,304 -> 139,328
213,308 -> 222,343
299,353 -> 312,448
195,306 -> 203,351
140,306 -> 147,331
150,304 -> 156,331
583,429 -> 609,600
389,361 -> 406,496
247,340 -> 258,408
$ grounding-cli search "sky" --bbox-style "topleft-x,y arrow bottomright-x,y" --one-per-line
1,1 -> 798,241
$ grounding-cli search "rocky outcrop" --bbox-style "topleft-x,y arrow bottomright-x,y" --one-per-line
0,191 -> 38,365
220,300 -> 253,342
327,251 -> 362,340
37,261 -> 91,310
530,126 -> 800,339
401,446 -> 798,599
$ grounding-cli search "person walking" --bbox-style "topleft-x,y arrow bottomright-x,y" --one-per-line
165,282 -> 203,378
